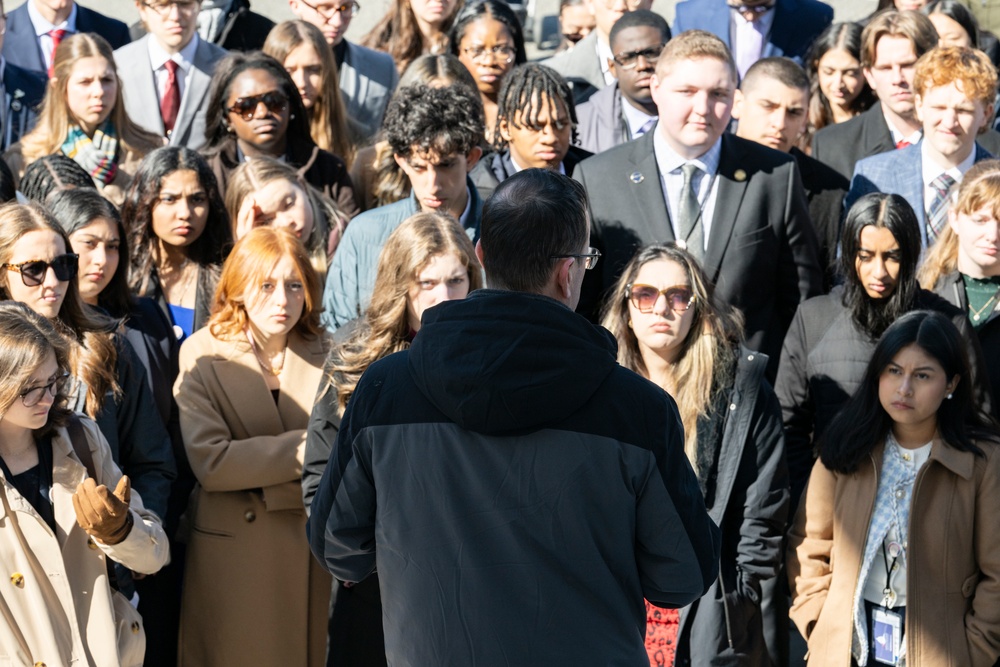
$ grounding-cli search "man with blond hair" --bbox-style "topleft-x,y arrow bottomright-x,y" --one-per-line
845,46 -> 997,247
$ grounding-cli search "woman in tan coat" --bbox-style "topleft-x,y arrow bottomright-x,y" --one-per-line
788,310 -> 1000,667
174,227 -> 331,666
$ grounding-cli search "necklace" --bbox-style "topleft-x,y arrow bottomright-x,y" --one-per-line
970,291 -> 999,322
246,330 -> 287,376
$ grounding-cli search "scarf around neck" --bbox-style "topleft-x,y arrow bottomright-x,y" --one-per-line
61,121 -> 119,186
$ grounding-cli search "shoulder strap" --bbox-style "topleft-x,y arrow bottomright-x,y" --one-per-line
65,414 -> 97,480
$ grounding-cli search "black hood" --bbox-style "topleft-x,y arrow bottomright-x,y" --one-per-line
409,290 -> 619,435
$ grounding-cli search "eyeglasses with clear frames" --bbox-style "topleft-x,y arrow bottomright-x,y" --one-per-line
142,0 -> 201,15
462,45 -> 517,64
298,0 -> 361,20
550,247 -> 601,270
19,372 -> 70,408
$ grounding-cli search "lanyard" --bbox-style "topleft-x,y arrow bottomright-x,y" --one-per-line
881,540 -> 903,609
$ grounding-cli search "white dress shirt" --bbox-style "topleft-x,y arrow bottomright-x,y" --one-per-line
653,130 -> 723,253
148,33 -> 201,107
509,152 -> 567,175
621,98 -> 657,140
920,140 -> 977,245
27,1 -> 78,72
597,35 -> 615,86
730,6 -> 775,79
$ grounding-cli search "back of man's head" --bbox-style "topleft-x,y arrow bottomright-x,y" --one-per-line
384,83 -> 485,159
479,169 -> 589,294
860,10 -> 938,69
740,57 -> 810,95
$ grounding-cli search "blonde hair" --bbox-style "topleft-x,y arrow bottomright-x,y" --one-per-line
655,29 -> 737,83
600,244 -> 743,472
208,226 -> 324,341
19,33 -> 161,167
0,203 -> 120,417
263,21 -> 355,167
860,10 -> 938,69
328,212 -> 482,414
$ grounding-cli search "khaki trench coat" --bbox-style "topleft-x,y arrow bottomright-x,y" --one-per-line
174,328 -> 331,667
788,438 -> 1000,667
0,418 -> 169,667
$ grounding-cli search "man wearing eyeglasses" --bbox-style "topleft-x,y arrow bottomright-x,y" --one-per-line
576,10 -> 669,154
130,0 -> 276,52
2,0 -> 131,77
308,168 -> 721,667
290,0 -> 397,141
0,2 -> 45,152
543,0 -> 652,104
115,0 -> 228,151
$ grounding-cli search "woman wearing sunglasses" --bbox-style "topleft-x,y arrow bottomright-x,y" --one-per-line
203,51 -> 359,220
3,33 -> 161,207
0,301 -> 169,667
600,242 -> 788,667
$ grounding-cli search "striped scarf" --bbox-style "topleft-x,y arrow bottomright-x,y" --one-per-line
60,121 -> 119,186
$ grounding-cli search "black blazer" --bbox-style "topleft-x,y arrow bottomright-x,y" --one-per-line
573,131 -> 823,378
2,3 -> 131,75
1,60 -> 45,151
790,146 -> 848,290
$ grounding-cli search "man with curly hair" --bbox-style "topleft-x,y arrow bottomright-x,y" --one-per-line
321,83 -> 484,330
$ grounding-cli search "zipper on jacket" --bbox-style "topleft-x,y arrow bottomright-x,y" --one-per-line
718,569 -> 735,649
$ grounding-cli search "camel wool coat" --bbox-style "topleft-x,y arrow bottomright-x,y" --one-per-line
788,438 -> 1000,667
174,328 -> 331,667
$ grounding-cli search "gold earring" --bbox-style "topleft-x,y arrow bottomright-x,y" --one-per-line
628,319 -> 633,328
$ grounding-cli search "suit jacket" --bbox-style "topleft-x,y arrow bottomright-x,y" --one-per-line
542,31 -> 605,104
575,81 -> 632,155
2,3 -> 131,75
340,40 -> 398,142
673,0 -> 833,65
0,60 -> 45,152
845,142 -> 994,244
469,145 -> 592,202
114,36 -> 228,152
130,0 -> 275,52
573,131 -> 822,377
790,146 -> 848,290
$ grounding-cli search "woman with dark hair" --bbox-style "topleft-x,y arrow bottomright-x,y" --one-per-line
788,310 -> 1000,667
450,0 -> 527,145
924,0 -> 1000,74
202,50 -> 359,218
805,23 -> 875,139
775,193 -> 987,509
600,243 -> 787,667
19,154 -> 96,204
122,147 -> 230,340
362,0 -> 462,73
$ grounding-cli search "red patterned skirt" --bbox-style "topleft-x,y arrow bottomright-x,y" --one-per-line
644,601 -> 680,667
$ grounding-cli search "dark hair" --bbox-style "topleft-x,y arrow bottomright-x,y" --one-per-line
806,22 -> 876,131
480,168 -> 589,292
839,193 -> 921,339
0,159 -> 15,204
384,83 -> 484,159
449,0 -> 528,67
46,189 -> 131,317
121,147 -> 230,296
19,154 -> 96,204
819,310 -> 996,473
493,63 -> 577,151
203,51 -> 313,155
742,56 -> 810,92
925,0 -> 981,47
608,9 -> 671,48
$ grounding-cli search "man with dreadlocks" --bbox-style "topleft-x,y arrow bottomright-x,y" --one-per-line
470,62 -> 592,201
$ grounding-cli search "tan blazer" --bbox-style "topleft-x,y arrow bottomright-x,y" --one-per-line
174,327 -> 331,667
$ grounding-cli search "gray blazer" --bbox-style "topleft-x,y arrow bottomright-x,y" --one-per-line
542,31 -> 606,103
114,35 -> 228,151
575,81 -> 630,154
340,40 -> 398,142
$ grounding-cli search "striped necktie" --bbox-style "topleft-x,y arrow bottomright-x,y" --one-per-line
925,172 -> 956,242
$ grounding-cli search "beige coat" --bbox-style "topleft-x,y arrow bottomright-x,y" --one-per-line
174,328 -> 331,667
0,418 -> 169,667
788,438 -> 1000,667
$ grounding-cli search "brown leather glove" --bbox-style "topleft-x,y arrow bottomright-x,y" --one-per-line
72,476 -> 134,545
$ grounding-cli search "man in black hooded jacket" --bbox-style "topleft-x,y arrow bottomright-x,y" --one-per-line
307,169 -> 721,667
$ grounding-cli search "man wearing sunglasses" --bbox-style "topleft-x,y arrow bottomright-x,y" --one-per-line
309,168 -> 720,667
115,0 -> 229,151
576,10 -> 669,154
290,0 -> 397,142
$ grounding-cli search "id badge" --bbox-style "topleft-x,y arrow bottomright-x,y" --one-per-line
871,606 -> 903,665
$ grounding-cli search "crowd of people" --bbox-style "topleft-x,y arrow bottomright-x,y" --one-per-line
0,0 -> 998,665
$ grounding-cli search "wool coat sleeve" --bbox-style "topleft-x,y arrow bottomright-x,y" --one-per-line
787,459 -> 836,640
967,444 -> 1000,665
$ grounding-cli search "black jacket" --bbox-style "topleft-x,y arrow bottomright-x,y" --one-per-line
469,145 -> 593,202
790,147 -> 848,291
307,289 -> 721,667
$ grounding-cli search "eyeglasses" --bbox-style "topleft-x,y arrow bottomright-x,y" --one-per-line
141,0 -> 201,15
297,0 -> 360,19
462,44 -> 517,64
3,254 -> 79,287
550,247 -> 601,270
227,91 -> 288,121
19,372 -> 70,407
627,284 -> 696,313
613,44 -> 666,70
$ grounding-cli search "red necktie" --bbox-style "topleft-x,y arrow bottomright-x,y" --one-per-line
160,60 -> 180,136
896,139 -> 911,149
47,29 -> 66,77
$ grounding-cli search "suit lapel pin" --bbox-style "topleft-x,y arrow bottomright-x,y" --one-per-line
734,169 -> 747,182
10,90 -> 23,112
629,171 -> 644,184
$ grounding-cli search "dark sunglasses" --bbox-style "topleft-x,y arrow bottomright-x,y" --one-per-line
19,372 -> 70,407
227,90 -> 288,122
3,254 -> 79,287
627,283 -> 696,313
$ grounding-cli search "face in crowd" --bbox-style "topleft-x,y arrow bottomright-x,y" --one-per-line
651,55 -> 736,160
608,25 -> 666,114
733,77 -> 809,153
224,68 -> 291,158
625,257 -> 696,365
406,250 -> 472,331
499,93 -> 572,171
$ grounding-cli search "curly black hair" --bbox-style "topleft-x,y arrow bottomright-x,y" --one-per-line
383,83 -> 484,159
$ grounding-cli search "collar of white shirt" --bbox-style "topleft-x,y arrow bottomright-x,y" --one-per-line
596,34 -> 615,86
148,33 -> 200,74
620,95 -> 657,139
28,1 -> 78,36
509,152 -> 567,175
653,130 -> 722,179
885,111 -> 922,147
921,138 -> 977,189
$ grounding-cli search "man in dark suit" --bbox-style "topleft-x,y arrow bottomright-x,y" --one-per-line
574,30 -> 822,378
672,0 -> 832,79
0,2 -> 45,152
2,0 -> 131,76
733,57 -> 848,288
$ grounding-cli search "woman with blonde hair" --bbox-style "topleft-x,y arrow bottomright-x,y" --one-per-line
362,0 -> 463,73
174,227 -> 331,666
264,20 -> 357,166
4,33 -> 161,206
600,243 -> 788,666
303,211 -> 482,667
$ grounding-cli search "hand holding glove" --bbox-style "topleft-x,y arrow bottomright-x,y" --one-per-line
72,475 -> 134,545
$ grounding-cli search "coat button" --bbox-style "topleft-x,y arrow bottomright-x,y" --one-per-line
88,539 -> 98,550
747,354 -> 754,361
10,573 -> 23,587
729,403 -> 737,411
244,510 -> 256,523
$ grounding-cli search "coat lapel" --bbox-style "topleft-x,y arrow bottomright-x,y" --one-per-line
862,103 -> 895,156
130,39 -> 165,136
5,9 -> 45,75
171,40 -> 213,145
627,132 -> 673,242
703,135 -> 750,282
212,341 -> 286,437
276,332 -> 328,430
